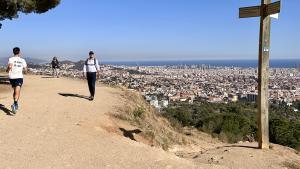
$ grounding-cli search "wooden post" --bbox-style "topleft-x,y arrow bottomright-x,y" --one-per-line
257,0 -> 271,149
240,0 -> 280,149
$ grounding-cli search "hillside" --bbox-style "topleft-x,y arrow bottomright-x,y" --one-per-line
0,57 -> 47,66
0,75 -> 299,169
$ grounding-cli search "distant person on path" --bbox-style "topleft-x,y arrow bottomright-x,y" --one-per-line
6,47 -> 27,113
83,51 -> 100,101
51,57 -> 60,78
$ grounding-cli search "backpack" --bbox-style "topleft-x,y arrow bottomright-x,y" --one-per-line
85,58 -> 98,70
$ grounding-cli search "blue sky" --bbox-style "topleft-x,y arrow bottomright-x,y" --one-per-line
0,0 -> 299,61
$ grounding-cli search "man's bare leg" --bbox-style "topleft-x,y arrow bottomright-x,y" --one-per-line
13,86 -> 21,102
11,86 -> 21,113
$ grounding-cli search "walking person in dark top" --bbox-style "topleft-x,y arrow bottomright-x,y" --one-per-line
83,51 -> 100,101
51,57 -> 60,78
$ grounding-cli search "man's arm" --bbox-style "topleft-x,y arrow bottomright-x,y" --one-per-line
96,59 -> 101,78
23,67 -> 28,74
6,63 -> 12,73
83,64 -> 87,77
23,60 -> 28,74
6,58 -> 12,73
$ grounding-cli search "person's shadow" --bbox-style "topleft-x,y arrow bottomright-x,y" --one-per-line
0,104 -> 13,116
41,76 -> 56,79
119,128 -> 142,141
58,93 -> 90,100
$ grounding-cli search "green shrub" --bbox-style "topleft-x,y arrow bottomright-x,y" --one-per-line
133,107 -> 145,119
270,119 -> 300,151
163,101 -> 300,150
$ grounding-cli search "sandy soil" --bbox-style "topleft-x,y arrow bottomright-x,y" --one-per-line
0,75 -> 10,96
0,75 -> 208,169
172,142 -> 300,169
0,75 -> 299,169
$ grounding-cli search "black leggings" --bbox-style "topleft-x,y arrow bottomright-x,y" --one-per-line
87,72 -> 96,97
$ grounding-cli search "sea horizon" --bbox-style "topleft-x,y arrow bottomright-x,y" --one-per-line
101,59 -> 300,68
1,58 -> 300,68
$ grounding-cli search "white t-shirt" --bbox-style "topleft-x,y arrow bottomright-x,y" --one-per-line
8,56 -> 27,79
83,58 -> 100,73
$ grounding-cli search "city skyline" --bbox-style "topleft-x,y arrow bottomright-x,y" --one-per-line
0,0 -> 299,61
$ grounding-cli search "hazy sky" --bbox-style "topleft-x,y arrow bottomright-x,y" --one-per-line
0,0 -> 299,61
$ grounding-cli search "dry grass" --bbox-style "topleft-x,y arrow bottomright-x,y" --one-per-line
112,88 -> 198,150
282,161 -> 300,169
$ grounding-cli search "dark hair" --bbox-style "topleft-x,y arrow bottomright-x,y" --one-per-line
13,47 -> 20,55
89,51 -> 94,55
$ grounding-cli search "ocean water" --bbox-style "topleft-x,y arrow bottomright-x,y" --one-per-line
102,59 -> 300,68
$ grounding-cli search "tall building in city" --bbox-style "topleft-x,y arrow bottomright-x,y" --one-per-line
247,93 -> 258,102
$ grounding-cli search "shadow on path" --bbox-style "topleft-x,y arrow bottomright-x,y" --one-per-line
58,93 -> 90,100
0,104 -> 13,116
119,128 -> 142,141
41,76 -> 56,79
222,145 -> 258,149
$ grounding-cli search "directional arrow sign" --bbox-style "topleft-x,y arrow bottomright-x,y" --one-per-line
239,5 -> 261,18
239,1 -> 281,18
266,1 -> 281,15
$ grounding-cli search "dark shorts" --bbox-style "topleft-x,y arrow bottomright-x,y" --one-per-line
9,78 -> 23,87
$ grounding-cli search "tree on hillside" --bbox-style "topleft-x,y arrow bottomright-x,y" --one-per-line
0,0 -> 60,29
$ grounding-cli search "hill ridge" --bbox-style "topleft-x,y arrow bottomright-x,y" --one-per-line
0,75 -> 299,169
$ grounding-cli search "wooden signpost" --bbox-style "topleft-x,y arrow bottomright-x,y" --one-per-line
239,0 -> 281,149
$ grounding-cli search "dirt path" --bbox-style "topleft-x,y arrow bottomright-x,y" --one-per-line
0,75 -> 299,169
0,75 -> 210,169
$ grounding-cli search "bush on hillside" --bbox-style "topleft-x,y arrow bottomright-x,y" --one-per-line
163,101 -> 300,151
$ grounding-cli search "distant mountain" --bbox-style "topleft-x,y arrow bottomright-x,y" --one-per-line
24,57 -> 47,64
60,60 -> 75,64
57,60 -> 85,70
0,57 -> 47,66
73,60 -> 85,70
1,58 -> 86,71
51,60 -> 84,70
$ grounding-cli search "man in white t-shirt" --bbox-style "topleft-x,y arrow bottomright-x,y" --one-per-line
6,47 -> 27,114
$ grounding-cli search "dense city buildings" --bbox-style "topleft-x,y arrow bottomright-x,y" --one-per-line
100,64 -> 299,106
4,62 -> 299,109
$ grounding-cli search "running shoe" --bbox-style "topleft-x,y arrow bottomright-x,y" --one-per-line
11,104 -> 17,114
